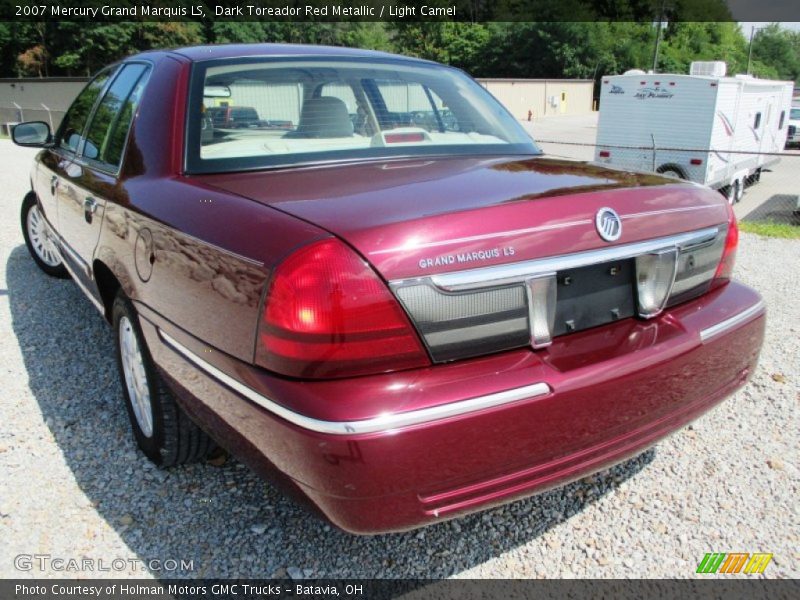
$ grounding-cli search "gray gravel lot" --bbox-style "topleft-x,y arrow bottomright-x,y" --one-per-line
0,138 -> 797,579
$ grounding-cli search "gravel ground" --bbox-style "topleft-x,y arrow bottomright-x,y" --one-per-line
0,139 -> 797,580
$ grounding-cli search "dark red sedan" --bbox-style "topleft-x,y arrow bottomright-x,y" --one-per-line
13,44 -> 764,534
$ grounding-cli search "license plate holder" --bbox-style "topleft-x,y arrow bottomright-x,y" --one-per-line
552,259 -> 635,336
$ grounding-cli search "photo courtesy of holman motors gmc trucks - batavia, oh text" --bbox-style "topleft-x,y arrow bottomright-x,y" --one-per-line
13,43 -> 764,533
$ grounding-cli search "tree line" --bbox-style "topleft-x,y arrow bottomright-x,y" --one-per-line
1,21 -> 798,84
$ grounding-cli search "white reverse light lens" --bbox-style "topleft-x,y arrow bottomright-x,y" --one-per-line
635,249 -> 678,318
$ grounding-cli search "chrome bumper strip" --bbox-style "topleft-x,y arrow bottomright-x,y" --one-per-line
158,330 -> 551,435
699,300 -> 765,343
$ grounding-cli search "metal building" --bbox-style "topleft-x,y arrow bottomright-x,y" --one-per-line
0,77 -> 89,134
476,78 -> 595,119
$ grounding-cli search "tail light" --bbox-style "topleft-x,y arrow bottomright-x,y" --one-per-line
711,201 -> 738,288
666,201 -> 738,307
256,238 -> 430,379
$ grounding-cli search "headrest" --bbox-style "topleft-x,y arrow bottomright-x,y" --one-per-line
296,96 -> 354,138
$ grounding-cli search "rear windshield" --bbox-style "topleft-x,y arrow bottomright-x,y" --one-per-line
186,57 -> 539,173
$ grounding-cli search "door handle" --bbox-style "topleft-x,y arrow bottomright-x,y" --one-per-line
50,175 -> 58,196
84,197 -> 98,224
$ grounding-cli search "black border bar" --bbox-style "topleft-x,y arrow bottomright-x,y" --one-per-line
1,0 -> 800,23
3,579 -> 800,600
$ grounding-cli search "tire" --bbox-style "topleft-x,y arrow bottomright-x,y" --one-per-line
112,292 -> 214,467
20,194 -> 68,278
735,178 -> 745,202
660,168 -> 684,179
656,164 -> 687,180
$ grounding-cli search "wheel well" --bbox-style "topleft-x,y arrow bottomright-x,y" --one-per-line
93,260 -> 121,323
656,164 -> 688,179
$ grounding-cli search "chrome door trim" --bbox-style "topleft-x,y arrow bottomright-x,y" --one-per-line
54,232 -> 91,279
56,250 -> 106,315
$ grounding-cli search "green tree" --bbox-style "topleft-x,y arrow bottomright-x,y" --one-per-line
658,22 -> 748,76
750,24 -> 800,82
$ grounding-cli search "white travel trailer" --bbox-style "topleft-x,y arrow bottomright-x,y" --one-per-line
595,62 -> 794,202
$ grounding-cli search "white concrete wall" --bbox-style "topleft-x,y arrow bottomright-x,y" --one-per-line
477,79 -> 595,119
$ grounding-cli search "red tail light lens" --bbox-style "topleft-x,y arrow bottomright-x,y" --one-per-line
712,201 -> 738,288
256,238 -> 430,379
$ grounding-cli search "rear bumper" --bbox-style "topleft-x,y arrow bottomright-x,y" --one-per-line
140,281 -> 765,534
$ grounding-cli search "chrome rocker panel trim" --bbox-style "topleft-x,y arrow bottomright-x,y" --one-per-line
158,329 -> 551,435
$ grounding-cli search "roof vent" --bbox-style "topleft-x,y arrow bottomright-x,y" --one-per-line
690,61 -> 727,77
623,69 -> 646,76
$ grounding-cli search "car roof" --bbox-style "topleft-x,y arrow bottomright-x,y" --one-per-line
140,43 -> 436,65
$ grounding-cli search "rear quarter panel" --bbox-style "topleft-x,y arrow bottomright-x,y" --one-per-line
95,53 -> 328,361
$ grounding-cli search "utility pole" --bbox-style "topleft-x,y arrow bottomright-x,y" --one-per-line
651,0 -> 667,73
747,26 -> 758,75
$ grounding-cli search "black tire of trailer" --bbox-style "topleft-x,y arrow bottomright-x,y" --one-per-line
656,164 -> 688,179
749,168 -> 762,184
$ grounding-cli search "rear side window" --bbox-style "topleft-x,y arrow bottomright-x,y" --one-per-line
83,63 -> 150,170
375,79 -> 463,133
57,68 -> 114,154
753,112 -> 762,129
779,110 -> 785,129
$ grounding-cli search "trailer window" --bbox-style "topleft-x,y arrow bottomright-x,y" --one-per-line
753,112 -> 761,129
779,110 -> 785,129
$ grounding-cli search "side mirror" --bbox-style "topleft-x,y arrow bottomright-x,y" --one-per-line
12,121 -> 52,147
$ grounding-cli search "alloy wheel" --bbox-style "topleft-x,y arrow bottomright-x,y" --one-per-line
119,315 -> 154,438
26,205 -> 62,267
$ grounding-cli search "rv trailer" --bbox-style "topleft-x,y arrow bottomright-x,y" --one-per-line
595,62 -> 794,203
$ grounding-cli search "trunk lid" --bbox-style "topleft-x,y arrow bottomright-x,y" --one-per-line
202,156 -> 728,281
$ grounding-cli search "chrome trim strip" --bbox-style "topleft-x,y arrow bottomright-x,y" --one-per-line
369,206 -> 718,257
57,252 -> 105,315
158,329 -> 551,435
55,235 -> 91,279
621,205 -> 718,220
426,227 -> 719,292
699,300 -> 765,343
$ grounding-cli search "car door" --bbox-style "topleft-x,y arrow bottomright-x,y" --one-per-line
56,63 -> 150,285
36,68 -> 115,244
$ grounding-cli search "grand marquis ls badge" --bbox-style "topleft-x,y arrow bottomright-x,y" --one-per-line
595,207 -> 622,242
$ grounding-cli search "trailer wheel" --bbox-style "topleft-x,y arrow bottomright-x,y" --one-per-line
735,178 -> 744,202
656,165 -> 687,179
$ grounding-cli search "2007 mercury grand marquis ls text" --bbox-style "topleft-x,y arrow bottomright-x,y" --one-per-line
13,44 -> 765,533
